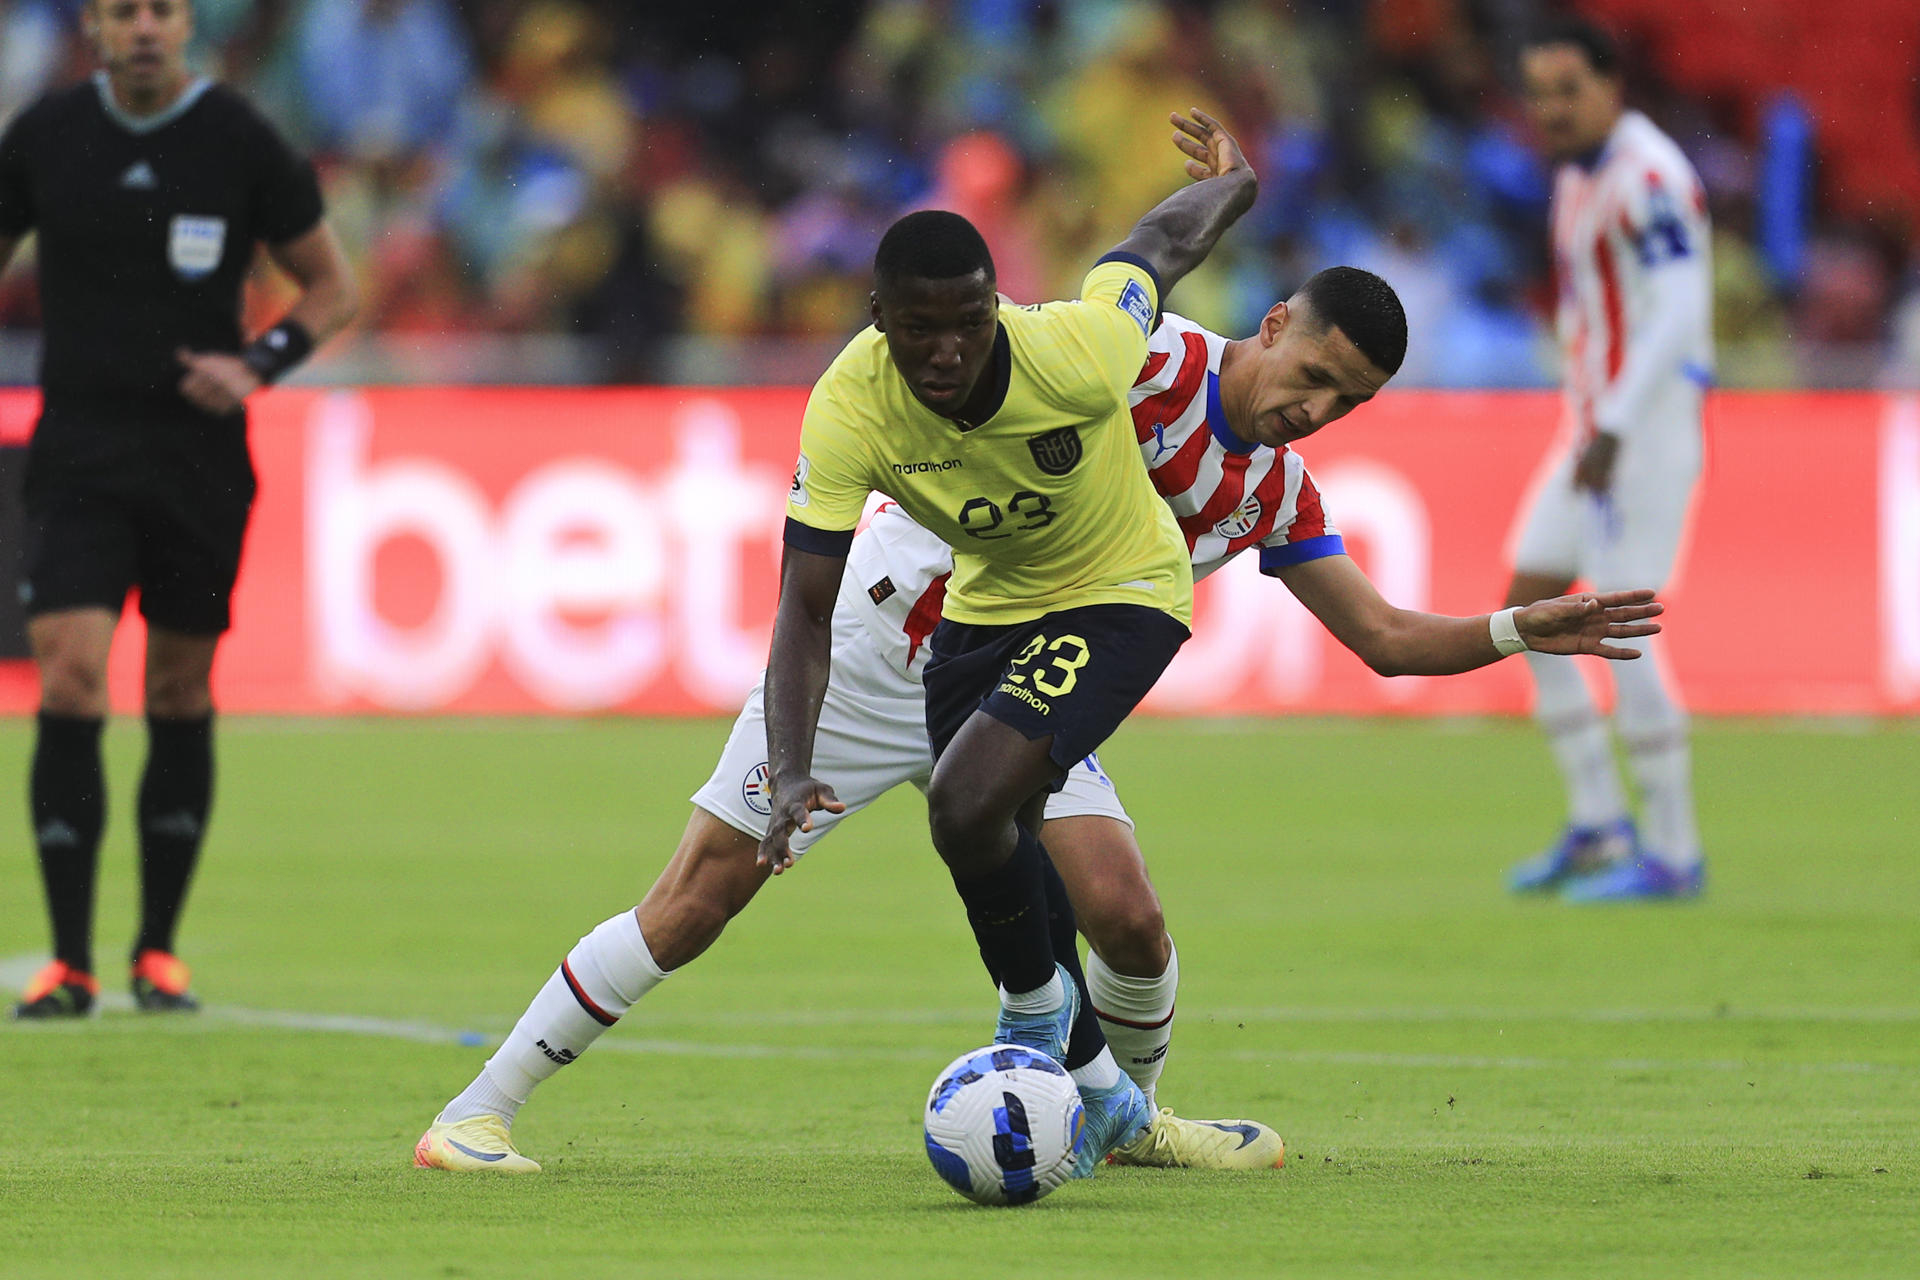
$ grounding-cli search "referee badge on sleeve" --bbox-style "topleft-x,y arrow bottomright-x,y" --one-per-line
168,215 -> 227,280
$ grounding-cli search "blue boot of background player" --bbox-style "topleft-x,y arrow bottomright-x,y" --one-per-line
1562,855 -> 1704,902
1508,817 -> 1638,893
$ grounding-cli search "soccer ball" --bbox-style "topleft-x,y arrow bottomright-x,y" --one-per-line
923,1043 -> 1086,1205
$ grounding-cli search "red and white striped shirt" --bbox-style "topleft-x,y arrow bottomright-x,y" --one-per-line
1551,110 -> 1713,452
1130,311 -> 1342,581
840,313 -> 1343,679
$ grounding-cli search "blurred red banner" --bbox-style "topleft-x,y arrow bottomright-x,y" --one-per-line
1,386 -> 1915,716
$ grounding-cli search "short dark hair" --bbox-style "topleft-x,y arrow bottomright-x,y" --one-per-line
874,210 -> 995,288
1296,267 -> 1407,376
1522,16 -> 1621,76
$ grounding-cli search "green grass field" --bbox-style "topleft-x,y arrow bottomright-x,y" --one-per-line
1,716 -> 1915,1278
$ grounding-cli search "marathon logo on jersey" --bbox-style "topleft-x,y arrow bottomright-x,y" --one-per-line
742,763 -> 773,816
1213,494 -> 1262,540
996,681 -> 1052,715
1027,426 -> 1081,476
891,458 -> 963,475
167,215 -> 226,280
867,576 -> 896,605
789,454 -> 811,507
1116,279 -> 1154,336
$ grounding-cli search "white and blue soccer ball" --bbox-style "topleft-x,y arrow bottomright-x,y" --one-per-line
923,1043 -> 1086,1205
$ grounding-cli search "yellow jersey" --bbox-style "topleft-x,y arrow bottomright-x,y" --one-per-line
785,258 -> 1194,627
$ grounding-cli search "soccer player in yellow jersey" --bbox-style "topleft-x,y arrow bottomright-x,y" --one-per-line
761,110 -> 1256,1172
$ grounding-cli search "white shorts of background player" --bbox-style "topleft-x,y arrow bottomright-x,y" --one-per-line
1509,397 -> 1703,593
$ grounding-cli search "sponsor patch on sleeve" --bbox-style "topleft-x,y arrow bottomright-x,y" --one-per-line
789,453 -> 811,507
1116,279 -> 1154,336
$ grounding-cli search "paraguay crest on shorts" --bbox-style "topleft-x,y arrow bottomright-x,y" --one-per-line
1027,426 -> 1081,476
168,215 -> 226,281
742,763 -> 773,816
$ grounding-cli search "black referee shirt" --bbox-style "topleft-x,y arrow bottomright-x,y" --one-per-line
0,74 -> 323,428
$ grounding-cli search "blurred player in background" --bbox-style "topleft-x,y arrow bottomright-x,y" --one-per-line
0,0 -> 356,1016
415,263 -> 1663,1174
1502,19 -> 1711,902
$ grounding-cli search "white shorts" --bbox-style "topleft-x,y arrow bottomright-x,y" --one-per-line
691,628 -> 1132,859
1509,446 -> 1699,592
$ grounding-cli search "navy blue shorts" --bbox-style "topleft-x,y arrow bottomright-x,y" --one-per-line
923,602 -> 1190,783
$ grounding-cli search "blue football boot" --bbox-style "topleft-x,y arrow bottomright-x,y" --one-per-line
1508,817 -> 1638,893
994,962 -> 1079,1064
1562,855 -> 1704,903
1070,1074 -> 1153,1178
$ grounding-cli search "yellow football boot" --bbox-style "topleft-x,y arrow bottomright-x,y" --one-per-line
413,1115 -> 542,1174
1109,1107 -> 1285,1170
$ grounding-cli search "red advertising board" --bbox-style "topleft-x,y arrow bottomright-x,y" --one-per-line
1,387 -> 1916,716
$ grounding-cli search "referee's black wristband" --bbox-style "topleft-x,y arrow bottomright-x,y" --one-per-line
240,319 -> 315,385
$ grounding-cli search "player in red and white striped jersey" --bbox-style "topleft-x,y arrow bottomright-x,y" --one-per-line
418,270 -> 1664,1173
1504,19 -> 1711,902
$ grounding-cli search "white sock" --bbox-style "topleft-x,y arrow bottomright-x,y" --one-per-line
1526,652 -> 1629,828
1070,1046 -> 1123,1092
1612,641 -> 1701,869
1000,970 -> 1064,1015
439,910 -> 668,1125
1086,943 -> 1177,1108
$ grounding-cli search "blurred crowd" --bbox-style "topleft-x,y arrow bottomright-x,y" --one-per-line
0,0 -> 1915,386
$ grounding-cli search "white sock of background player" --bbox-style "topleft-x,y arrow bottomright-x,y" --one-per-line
1086,942 -> 1177,1109
1525,651 -> 1631,831
439,910 -> 667,1126
1611,637 -> 1701,869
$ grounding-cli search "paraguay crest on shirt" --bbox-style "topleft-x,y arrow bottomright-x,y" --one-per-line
168,215 -> 226,280
1214,494 -> 1262,540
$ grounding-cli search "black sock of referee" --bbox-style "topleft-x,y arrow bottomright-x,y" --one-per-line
30,712 -> 107,976
951,825 -> 1057,997
1038,848 -> 1107,1071
133,714 -> 214,961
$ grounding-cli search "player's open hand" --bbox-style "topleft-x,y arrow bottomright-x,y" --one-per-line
757,776 -> 846,875
176,348 -> 262,416
1515,589 -> 1663,659
1171,108 -> 1251,184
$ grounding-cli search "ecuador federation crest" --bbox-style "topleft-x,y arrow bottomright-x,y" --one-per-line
1027,426 -> 1082,477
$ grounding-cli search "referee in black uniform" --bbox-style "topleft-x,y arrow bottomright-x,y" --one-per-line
0,0 -> 357,1017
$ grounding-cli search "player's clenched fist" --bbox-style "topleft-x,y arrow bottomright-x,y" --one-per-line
757,776 -> 846,874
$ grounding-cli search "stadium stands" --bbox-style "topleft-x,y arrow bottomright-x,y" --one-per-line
0,0 -> 1913,386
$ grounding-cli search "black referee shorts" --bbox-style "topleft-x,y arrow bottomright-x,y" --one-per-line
923,602 -> 1190,785
21,434 -> 257,636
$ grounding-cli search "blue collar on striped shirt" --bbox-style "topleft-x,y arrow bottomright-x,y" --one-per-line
1206,371 -> 1258,455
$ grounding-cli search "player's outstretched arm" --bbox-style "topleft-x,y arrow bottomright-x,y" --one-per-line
1276,554 -> 1662,675
1105,109 -> 1257,301
759,545 -> 849,874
